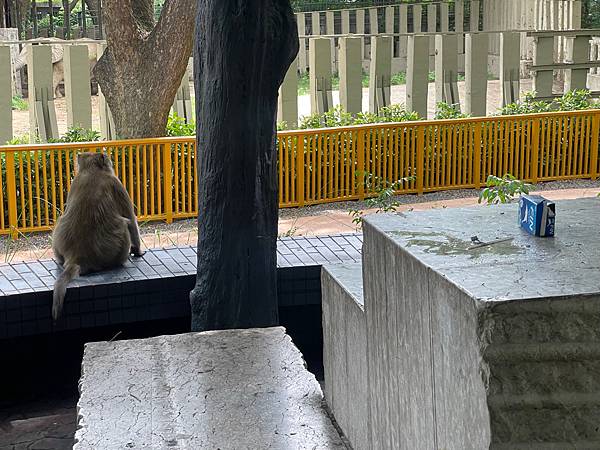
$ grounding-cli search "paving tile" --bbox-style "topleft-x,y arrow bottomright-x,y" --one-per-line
0,234 -> 363,337
13,263 -> 32,274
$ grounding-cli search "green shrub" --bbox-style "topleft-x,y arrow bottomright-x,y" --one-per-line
349,173 -> 416,227
11,96 -> 28,111
57,127 -> 100,143
298,104 -> 420,129
5,135 -> 30,145
478,174 -> 533,205
554,89 -> 596,111
166,113 -> 195,136
434,102 -> 471,120
498,89 -> 597,116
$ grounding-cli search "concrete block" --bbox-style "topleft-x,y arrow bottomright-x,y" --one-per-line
465,33 -> 488,117
362,198 -> 600,449
63,45 -> 92,130
532,35 -> 554,101
356,9 -> 366,62
398,4 -> 408,59
309,38 -> 333,114
369,36 -> 392,113
471,0 -> 480,31
26,44 -> 59,142
369,8 -> 378,35
0,45 -> 12,144
322,263 -> 367,450
413,4 -> 422,32
311,11 -> 320,36
455,0 -> 465,54
385,6 -> 394,34
427,3 -> 437,60
278,56 -> 298,129
440,2 -> 450,32
296,13 -> 308,73
501,32 -> 522,106
406,35 -> 429,118
339,37 -> 363,115
75,327 -> 346,449
434,34 -> 460,109
564,35 -> 590,91
341,10 -> 350,35
326,11 -> 336,70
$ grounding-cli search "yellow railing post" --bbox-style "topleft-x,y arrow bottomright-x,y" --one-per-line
473,122 -> 482,188
416,125 -> 425,194
357,129 -> 365,200
296,135 -> 305,207
590,113 -> 600,180
5,152 -> 18,239
530,118 -> 541,183
162,143 -> 174,223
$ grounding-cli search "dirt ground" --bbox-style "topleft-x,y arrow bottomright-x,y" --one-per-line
11,79 -> 536,137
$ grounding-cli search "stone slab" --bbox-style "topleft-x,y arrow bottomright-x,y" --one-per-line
75,327 -> 346,449
321,263 -> 367,450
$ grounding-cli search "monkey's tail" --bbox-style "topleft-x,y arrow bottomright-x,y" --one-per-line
52,262 -> 80,321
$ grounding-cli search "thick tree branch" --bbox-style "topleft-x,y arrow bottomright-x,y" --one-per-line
151,0 -> 195,61
94,0 -> 195,138
131,0 -> 155,33
102,0 -> 143,46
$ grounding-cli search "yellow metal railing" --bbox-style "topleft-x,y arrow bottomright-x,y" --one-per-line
0,137 -> 198,236
277,109 -> 600,206
0,109 -> 599,236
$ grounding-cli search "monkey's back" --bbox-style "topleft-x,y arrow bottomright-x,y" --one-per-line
53,172 -> 131,273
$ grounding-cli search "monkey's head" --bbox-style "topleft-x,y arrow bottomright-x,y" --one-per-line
76,152 -> 114,174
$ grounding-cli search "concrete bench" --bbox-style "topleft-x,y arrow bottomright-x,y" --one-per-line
322,263 -> 367,450
75,327 -> 347,449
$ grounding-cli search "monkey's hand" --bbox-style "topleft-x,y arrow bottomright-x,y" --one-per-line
131,247 -> 145,257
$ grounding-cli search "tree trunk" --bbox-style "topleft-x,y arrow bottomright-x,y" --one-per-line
189,1 -> 298,332
0,1 -> 5,28
93,0 -> 195,138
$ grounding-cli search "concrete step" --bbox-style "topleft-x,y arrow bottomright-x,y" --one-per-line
322,263 -> 367,450
74,327 -> 347,449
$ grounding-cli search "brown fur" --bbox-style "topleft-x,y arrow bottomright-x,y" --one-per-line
52,152 -> 144,320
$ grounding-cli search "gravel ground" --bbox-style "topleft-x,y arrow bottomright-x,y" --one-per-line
278,178 -> 600,218
0,178 -> 598,261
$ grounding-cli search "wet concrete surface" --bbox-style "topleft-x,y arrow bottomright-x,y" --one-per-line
368,197 -> 600,301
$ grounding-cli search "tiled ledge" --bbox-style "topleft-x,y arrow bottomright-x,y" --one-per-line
0,234 -> 362,339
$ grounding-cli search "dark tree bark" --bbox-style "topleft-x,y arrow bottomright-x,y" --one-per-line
189,1 -> 299,332
0,1 -> 6,28
93,0 -> 195,138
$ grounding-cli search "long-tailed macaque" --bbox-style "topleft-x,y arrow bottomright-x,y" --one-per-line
52,152 -> 144,320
